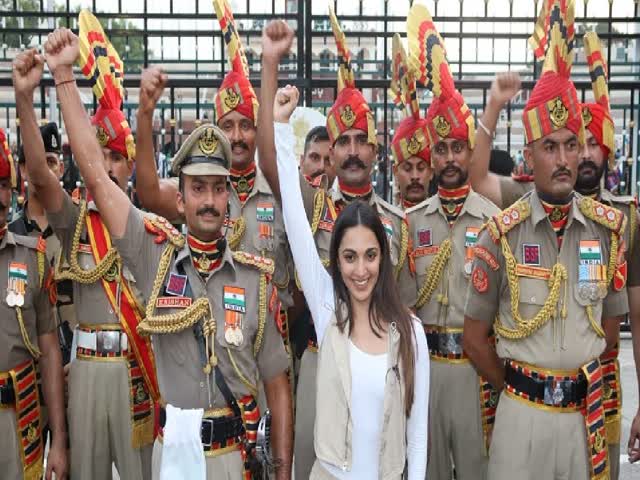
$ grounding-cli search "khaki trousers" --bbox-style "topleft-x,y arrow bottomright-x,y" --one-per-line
68,358 -> 152,480
427,361 -> 487,480
488,393 -> 590,480
609,442 -> 620,480
151,439 -> 245,479
295,348 -> 318,480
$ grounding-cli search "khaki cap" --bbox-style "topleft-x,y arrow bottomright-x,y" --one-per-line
171,124 -> 232,177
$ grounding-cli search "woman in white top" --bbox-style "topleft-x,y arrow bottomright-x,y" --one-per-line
256,21 -> 430,476
273,119 -> 430,479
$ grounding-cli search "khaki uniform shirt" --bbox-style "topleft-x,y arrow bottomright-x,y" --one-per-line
10,204 -> 76,328
170,170 -> 293,307
498,176 -> 534,209
464,190 -> 629,370
298,173 -> 335,264
400,190 -> 499,327
0,231 -> 56,371
599,189 -> 640,287
113,207 -> 289,409
46,195 -> 134,326
299,175 -> 408,271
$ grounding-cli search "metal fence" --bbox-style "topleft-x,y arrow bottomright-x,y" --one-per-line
1,0 -> 639,197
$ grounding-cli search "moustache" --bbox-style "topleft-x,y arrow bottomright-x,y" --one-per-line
310,169 -> 324,179
552,168 -> 572,179
407,182 -> 424,191
109,174 -> 120,186
196,206 -> 221,217
442,165 -> 462,176
231,141 -> 249,152
578,161 -> 599,173
342,156 -> 366,170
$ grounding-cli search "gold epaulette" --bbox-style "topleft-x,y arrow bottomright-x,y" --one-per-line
310,188 -> 327,235
143,215 -> 185,249
578,196 -> 626,236
232,251 -> 275,276
487,201 -> 531,242
227,216 -> 246,250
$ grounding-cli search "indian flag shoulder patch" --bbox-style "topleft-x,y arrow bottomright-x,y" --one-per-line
579,239 -> 602,264
223,286 -> 246,313
465,227 -> 480,247
381,217 -> 394,238
256,202 -> 275,222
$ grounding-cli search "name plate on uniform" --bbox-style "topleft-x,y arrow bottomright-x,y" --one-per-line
156,296 -> 192,308
515,264 -> 551,280
413,245 -> 439,257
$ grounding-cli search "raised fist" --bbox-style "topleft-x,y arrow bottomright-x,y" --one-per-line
274,85 -> 299,123
488,72 -> 521,108
262,20 -> 295,63
139,66 -> 168,115
12,48 -> 45,95
44,28 -> 79,76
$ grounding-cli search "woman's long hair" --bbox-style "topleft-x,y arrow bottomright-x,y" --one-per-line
329,200 -> 416,415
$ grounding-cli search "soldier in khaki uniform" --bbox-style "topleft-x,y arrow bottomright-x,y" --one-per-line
18,17 -> 158,480
0,127 -> 67,479
256,17 -> 409,480
43,25 -> 293,479
133,2 -> 294,383
388,33 -> 432,211
463,3 -> 628,478
393,7 -> 500,478
9,120 -> 76,448
577,32 -> 640,478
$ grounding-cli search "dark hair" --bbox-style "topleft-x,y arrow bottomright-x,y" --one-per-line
329,200 -> 416,415
489,149 -> 515,176
303,126 -> 330,155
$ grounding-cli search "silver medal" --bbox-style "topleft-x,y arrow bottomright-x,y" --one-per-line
6,290 -> 16,307
15,293 -> 24,307
578,283 -> 589,300
225,328 -> 234,344
464,261 -> 472,275
233,328 -> 244,346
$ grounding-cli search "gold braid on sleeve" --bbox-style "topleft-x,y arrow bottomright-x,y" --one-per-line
415,238 -> 451,309
310,189 -> 325,235
137,243 -> 211,335
253,273 -> 268,357
16,307 -> 42,358
494,236 -> 568,340
394,218 -> 409,280
54,200 -> 120,284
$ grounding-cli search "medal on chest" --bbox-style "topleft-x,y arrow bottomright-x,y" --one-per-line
223,286 -> 246,347
464,227 -> 480,275
7,262 -> 27,307
577,239 -> 607,301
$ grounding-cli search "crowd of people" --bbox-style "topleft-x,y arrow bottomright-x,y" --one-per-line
1,0 -> 640,479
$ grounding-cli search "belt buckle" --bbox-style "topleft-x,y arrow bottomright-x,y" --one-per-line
439,332 -> 462,355
96,331 -> 121,354
201,418 -> 214,447
543,378 -> 569,407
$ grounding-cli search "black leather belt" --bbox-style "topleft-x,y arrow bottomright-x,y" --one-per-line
0,382 -> 15,406
505,361 -> 588,408
160,407 -> 245,447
